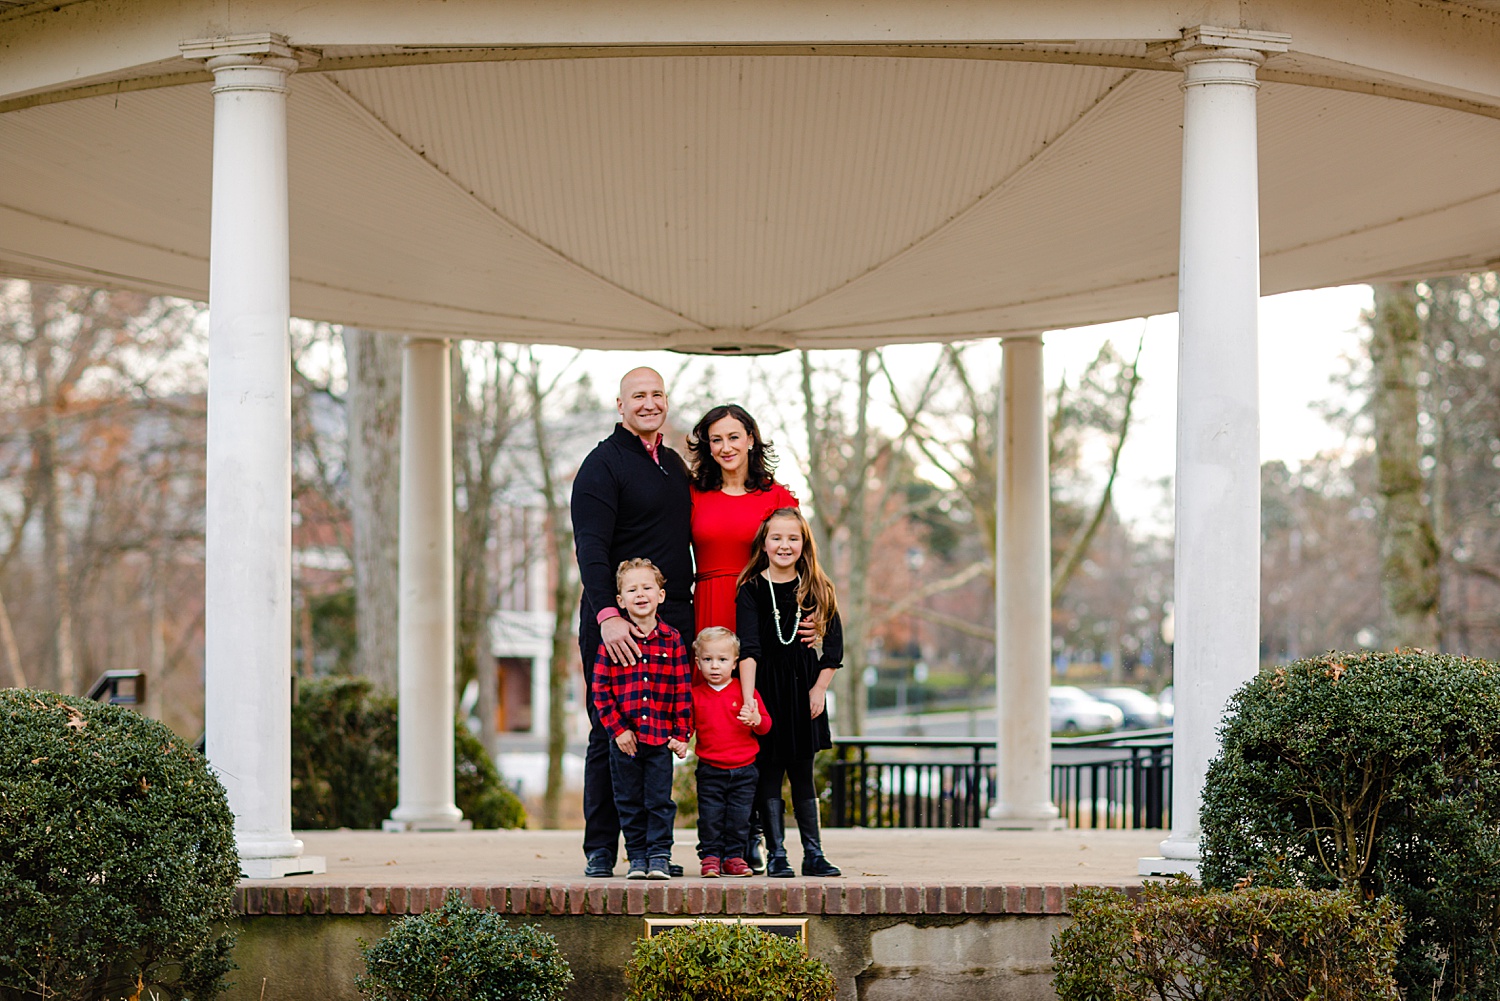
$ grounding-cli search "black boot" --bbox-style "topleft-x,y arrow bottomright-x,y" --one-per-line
793,799 -> 841,877
746,804 -> 766,874
762,798 -> 794,878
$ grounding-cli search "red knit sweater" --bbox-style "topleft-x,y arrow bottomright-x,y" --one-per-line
692,682 -> 772,769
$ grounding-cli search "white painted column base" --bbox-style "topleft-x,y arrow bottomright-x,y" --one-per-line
382,817 -> 474,833
1139,857 -> 1200,878
982,816 -> 1067,832
241,855 -> 327,879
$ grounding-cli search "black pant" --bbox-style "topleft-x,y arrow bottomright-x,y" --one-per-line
608,740 -> 677,863
756,755 -> 817,802
580,599 -> 693,861
695,760 -> 757,861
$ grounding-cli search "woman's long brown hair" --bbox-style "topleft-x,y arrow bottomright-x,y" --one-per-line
735,507 -> 839,640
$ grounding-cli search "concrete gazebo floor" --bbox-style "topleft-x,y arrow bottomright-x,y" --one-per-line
236,827 -> 1160,918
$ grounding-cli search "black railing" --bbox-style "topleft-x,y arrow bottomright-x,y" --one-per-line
1051,728 -> 1172,830
87,669 -> 147,707
826,729 -> 1172,830
828,738 -> 990,828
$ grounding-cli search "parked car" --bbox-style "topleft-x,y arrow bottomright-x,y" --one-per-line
1157,685 -> 1174,725
1049,686 -> 1124,735
1085,687 -> 1165,729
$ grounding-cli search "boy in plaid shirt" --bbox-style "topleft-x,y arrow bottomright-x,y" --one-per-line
592,558 -> 693,879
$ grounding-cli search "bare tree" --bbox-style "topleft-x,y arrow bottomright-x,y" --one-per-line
1048,335 -> 1146,603
0,282 -> 202,695
344,328 -> 402,691
881,339 -> 1147,636
799,349 -> 936,736
515,348 -> 584,829
452,342 -> 519,744
1415,273 -> 1500,655
1369,282 -> 1440,649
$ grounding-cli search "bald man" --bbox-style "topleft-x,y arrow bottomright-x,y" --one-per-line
572,367 -> 694,877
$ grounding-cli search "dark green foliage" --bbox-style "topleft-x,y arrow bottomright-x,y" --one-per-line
625,920 -> 836,1001
357,891 -> 571,1001
291,676 -> 398,829
1200,650 -> 1500,999
0,689 -> 239,1000
1051,880 -> 1403,1001
291,676 -> 526,829
309,587 -> 358,674
455,722 -> 527,830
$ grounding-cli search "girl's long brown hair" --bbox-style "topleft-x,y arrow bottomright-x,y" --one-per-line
735,507 -> 839,640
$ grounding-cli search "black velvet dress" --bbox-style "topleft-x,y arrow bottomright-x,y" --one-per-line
736,575 -> 843,764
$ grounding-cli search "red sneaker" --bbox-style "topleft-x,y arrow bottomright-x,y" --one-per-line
700,856 -> 721,878
721,857 -> 753,877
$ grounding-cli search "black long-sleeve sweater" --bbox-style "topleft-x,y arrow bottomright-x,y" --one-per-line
571,424 -> 694,623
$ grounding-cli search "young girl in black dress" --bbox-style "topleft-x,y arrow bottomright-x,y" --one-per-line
735,507 -> 842,878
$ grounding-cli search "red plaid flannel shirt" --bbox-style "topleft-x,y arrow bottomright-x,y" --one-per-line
591,619 -> 694,746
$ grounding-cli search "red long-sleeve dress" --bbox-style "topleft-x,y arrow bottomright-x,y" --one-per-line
689,482 -> 799,635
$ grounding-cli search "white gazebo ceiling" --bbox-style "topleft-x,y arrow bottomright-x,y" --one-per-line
2,2 -> 1500,352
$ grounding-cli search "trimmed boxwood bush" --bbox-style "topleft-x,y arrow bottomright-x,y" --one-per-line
0,689 -> 239,1000
356,891 -> 571,1001
291,676 -> 525,829
1201,650 -> 1500,1000
625,920 -> 835,1001
1052,880 -> 1403,1000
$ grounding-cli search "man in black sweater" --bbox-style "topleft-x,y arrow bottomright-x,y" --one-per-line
572,367 -> 694,877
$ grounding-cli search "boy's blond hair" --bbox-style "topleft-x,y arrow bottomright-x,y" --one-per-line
693,625 -> 740,659
615,557 -> 666,593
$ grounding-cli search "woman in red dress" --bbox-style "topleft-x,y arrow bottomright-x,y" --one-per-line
687,404 -> 796,874
688,404 -> 799,638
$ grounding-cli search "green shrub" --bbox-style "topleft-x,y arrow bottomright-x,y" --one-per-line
625,920 -> 836,1001
357,891 -> 571,1001
455,722 -> 527,830
1200,650 -> 1500,999
0,689 -> 239,1000
1051,880 -> 1403,1001
291,676 -> 526,829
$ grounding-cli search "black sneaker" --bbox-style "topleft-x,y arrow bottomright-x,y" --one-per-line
626,859 -> 649,880
647,856 -> 671,880
584,850 -> 615,878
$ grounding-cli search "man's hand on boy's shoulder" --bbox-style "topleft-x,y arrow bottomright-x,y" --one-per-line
601,614 -> 647,665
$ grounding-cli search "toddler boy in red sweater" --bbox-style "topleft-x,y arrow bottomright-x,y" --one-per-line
689,626 -> 771,877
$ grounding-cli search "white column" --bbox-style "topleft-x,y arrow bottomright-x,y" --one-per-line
1144,27 -> 1289,875
386,338 -> 469,831
182,34 -> 323,878
987,335 -> 1063,830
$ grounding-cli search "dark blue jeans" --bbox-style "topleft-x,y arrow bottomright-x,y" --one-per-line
695,760 -> 758,861
608,739 -> 677,863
